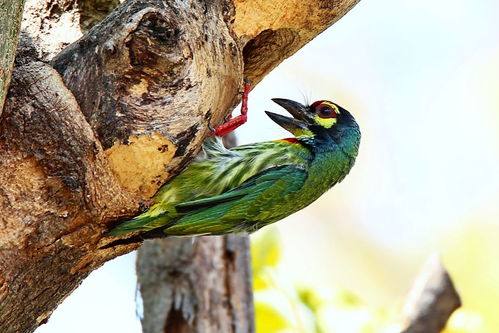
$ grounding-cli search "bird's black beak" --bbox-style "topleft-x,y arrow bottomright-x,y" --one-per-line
271,99 -> 314,122
265,98 -> 314,136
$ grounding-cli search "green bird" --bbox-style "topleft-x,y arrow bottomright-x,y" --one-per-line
107,96 -> 360,238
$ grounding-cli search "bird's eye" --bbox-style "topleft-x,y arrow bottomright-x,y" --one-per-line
318,105 -> 337,119
310,100 -> 340,119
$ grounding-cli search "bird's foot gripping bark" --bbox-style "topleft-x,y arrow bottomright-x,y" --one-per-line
209,79 -> 250,137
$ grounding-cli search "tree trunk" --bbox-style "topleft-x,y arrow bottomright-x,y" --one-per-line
137,235 -> 254,333
0,0 -> 360,332
0,0 -> 26,114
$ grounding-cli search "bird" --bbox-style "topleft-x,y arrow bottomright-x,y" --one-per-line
107,84 -> 361,238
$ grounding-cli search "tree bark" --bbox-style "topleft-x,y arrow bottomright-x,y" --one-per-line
401,254 -> 461,333
0,0 -> 360,332
0,0 -> 26,114
137,235 -> 254,333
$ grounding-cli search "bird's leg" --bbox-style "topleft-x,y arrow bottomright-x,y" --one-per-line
209,79 -> 250,137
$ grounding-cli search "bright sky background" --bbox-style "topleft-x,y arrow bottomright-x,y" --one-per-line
37,0 -> 499,332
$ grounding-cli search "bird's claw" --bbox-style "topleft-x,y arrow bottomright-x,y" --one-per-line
238,79 -> 251,95
209,79 -> 251,137
208,122 -> 216,133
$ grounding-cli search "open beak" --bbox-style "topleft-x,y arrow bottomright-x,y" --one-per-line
265,98 -> 314,135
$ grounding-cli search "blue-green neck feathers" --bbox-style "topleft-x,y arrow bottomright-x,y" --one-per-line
299,108 -> 360,161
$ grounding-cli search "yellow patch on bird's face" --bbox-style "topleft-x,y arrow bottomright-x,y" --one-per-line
314,115 -> 337,128
293,128 -> 314,138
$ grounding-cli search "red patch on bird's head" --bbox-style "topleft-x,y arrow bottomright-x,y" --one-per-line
310,100 -> 327,109
282,138 -> 299,144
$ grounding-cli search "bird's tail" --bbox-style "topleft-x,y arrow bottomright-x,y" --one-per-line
105,211 -> 170,236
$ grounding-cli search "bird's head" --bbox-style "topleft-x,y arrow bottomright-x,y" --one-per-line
266,98 -> 360,147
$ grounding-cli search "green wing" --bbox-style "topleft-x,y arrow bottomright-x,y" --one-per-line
154,139 -> 310,206
163,165 -> 308,235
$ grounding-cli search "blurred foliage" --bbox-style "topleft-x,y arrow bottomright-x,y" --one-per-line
442,310 -> 487,333
250,228 -> 488,333
252,228 -> 281,290
442,221 -> 499,333
255,302 -> 293,333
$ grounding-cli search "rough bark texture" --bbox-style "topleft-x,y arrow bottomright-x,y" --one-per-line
401,254 -> 462,333
50,0 -> 243,199
0,0 -> 26,114
0,0 -> 361,332
137,236 -> 254,333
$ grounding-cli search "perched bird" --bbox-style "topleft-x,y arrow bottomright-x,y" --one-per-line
107,85 -> 361,238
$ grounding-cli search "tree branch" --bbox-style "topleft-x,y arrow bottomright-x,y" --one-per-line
237,0 -> 360,84
401,254 -> 462,333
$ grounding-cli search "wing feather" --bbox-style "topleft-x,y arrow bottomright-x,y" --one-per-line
164,165 -> 307,235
